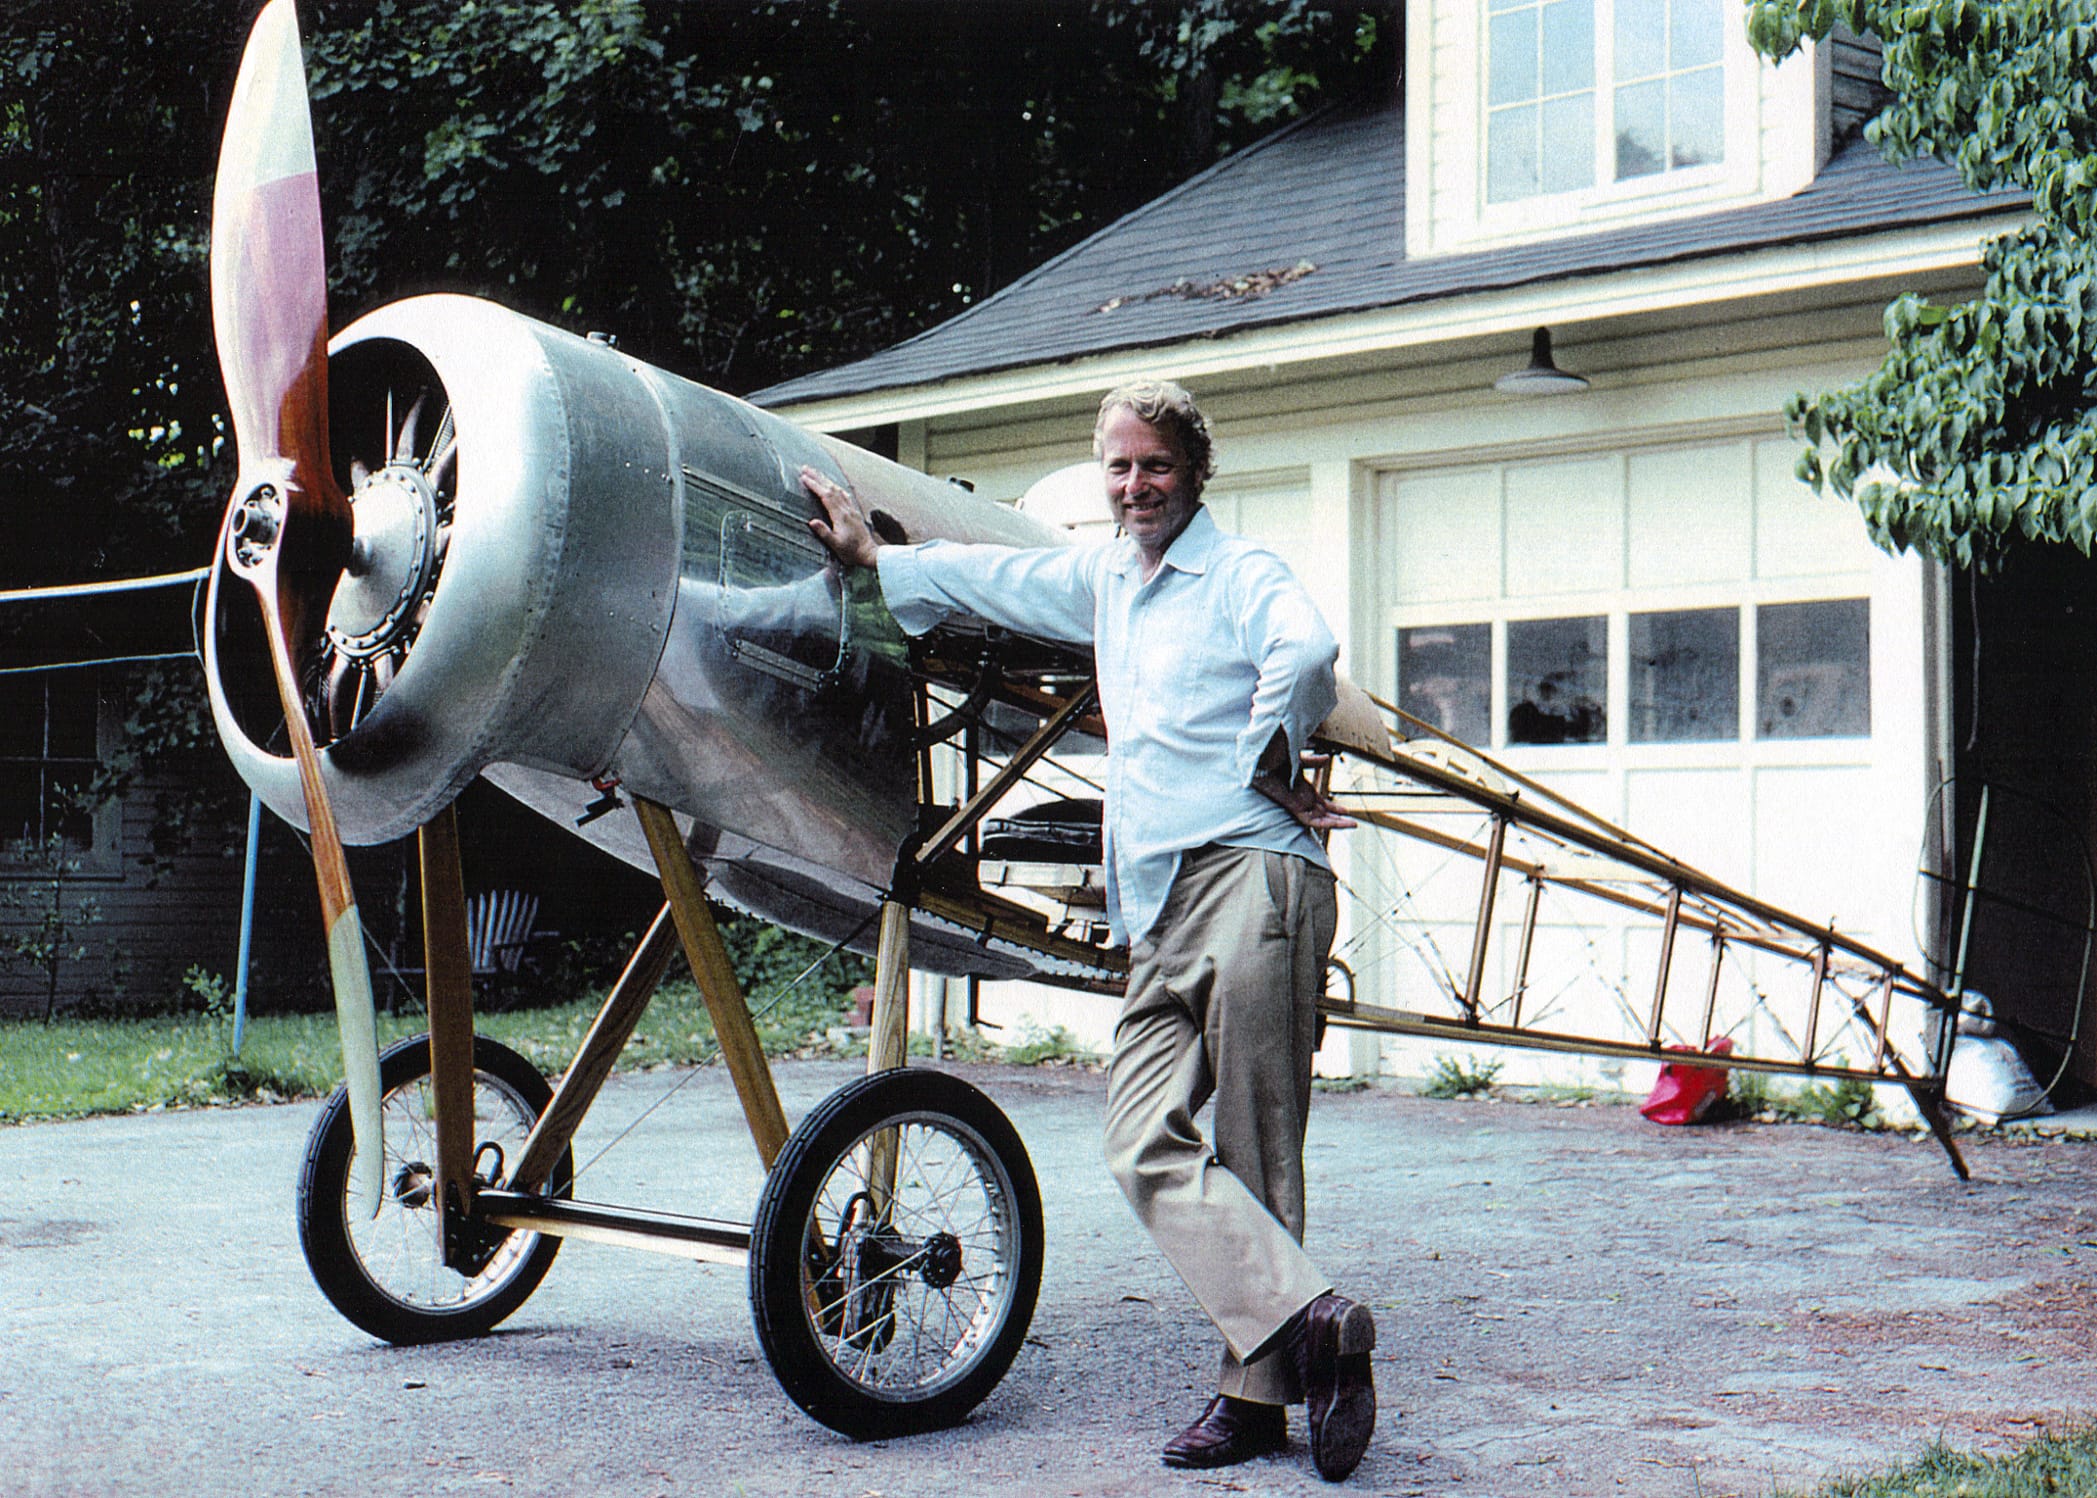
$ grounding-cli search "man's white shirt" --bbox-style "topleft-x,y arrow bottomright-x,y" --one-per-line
875,505 -> 1339,944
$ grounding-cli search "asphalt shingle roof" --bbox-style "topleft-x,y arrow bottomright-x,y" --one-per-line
752,87 -> 2024,410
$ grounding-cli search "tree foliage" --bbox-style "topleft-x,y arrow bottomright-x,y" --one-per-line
1745,0 -> 2097,568
300,0 -> 1387,390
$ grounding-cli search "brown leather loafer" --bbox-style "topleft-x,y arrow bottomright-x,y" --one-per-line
1289,1293 -> 1377,1480
1160,1394 -> 1287,1469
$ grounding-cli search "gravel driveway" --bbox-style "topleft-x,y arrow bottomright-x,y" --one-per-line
2,1056 -> 2092,1497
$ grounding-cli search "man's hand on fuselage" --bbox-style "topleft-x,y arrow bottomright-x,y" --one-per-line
802,465 -> 883,570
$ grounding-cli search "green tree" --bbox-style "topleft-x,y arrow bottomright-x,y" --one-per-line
1745,1 -> 2097,568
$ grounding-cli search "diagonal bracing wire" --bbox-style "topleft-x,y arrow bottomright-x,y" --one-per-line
562,908 -> 878,1187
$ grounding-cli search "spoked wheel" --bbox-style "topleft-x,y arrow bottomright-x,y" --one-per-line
296,1033 -> 570,1344
750,1068 -> 1043,1439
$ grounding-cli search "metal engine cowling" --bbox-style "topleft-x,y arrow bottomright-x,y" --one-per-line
205,293 -> 683,843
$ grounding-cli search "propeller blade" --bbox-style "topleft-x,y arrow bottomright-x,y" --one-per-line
211,0 -> 339,516
253,579 -> 385,1217
212,0 -> 382,1211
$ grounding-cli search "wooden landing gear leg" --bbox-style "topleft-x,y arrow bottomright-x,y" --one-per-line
867,900 -> 911,1075
865,901 -> 911,1209
418,803 -> 480,1267
634,796 -> 791,1168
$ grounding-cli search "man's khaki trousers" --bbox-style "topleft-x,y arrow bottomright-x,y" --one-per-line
1104,843 -> 1340,1405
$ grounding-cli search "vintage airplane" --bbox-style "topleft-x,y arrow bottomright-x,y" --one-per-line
189,0 -> 1973,1441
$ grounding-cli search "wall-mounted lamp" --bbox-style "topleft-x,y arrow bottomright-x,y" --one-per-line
1493,326 -> 1589,395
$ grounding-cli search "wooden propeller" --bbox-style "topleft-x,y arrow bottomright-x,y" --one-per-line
211,0 -> 384,1210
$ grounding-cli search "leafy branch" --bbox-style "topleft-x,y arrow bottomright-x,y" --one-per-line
1746,0 -> 2097,567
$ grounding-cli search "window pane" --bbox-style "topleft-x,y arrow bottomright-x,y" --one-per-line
1398,624 -> 1492,746
0,765 -> 39,847
1541,92 -> 1595,193
1540,0 -> 1595,94
1670,66 -> 1723,168
1670,0 -> 1724,69
44,672 -> 98,760
1489,8 -> 1539,105
1629,608 -> 1737,742
1508,616 -> 1606,745
1614,0 -> 1666,79
1487,106 -> 1540,202
1758,599 -> 1870,738
1615,79 -> 1665,178
0,677 -> 43,759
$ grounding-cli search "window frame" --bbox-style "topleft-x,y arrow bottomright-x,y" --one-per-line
1473,0 -> 1749,232
0,670 -> 122,881
1387,598 -> 1873,755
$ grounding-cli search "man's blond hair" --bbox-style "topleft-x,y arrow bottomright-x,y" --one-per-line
1094,379 -> 1215,489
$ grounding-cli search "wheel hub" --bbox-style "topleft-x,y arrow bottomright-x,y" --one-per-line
917,1231 -> 963,1290
392,1160 -> 434,1211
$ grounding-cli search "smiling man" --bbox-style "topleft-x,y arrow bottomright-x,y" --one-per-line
803,379 -> 1377,1482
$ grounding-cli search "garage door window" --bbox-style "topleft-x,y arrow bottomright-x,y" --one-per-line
1758,598 -> 1870,739
1508,614 -> 1606,744
1397,623 -> 1492,742
1629,606 -> 1737,742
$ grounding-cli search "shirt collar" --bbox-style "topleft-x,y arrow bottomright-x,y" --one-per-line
1110,504 -> 1218,579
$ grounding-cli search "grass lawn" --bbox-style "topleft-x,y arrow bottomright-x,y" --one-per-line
1782,1428 -> 2097,1497
0,930 -> 870,1125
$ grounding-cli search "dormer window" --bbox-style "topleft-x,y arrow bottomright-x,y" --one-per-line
1484,0 -> 1725,205
1486,0 -> 1596,201
1612,0 -> 1724,179
1408,0 -> 1822,258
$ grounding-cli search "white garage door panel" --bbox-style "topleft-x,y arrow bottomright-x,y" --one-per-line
1506,455 -> 1621,598
1628,441 -> 1752,589
1528,768 -> 1617,823
1754,436 -> 1877,579
1752,764 -> 1889,941
1625,767 -> 1750,889
1511,924 -> 1636,1038
1389,467 -> 1500,604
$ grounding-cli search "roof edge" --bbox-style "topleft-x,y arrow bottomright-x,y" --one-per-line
765,210 -> 2027,431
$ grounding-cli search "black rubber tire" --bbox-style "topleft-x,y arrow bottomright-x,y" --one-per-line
749,1068 -> 1044,1439
296,1033 -> 570,1345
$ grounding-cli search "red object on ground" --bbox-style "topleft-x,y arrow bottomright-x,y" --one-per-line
1640,1035 -> 1737,1125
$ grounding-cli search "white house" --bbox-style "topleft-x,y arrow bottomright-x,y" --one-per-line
753,5 -> 2032,1088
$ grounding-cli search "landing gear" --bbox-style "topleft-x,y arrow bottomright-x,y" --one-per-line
749,1068 -> 1043,1439
295,1033 -> 570,1344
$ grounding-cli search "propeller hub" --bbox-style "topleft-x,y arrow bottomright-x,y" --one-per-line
228,484 -> 284,567
326,462 -> 440,658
